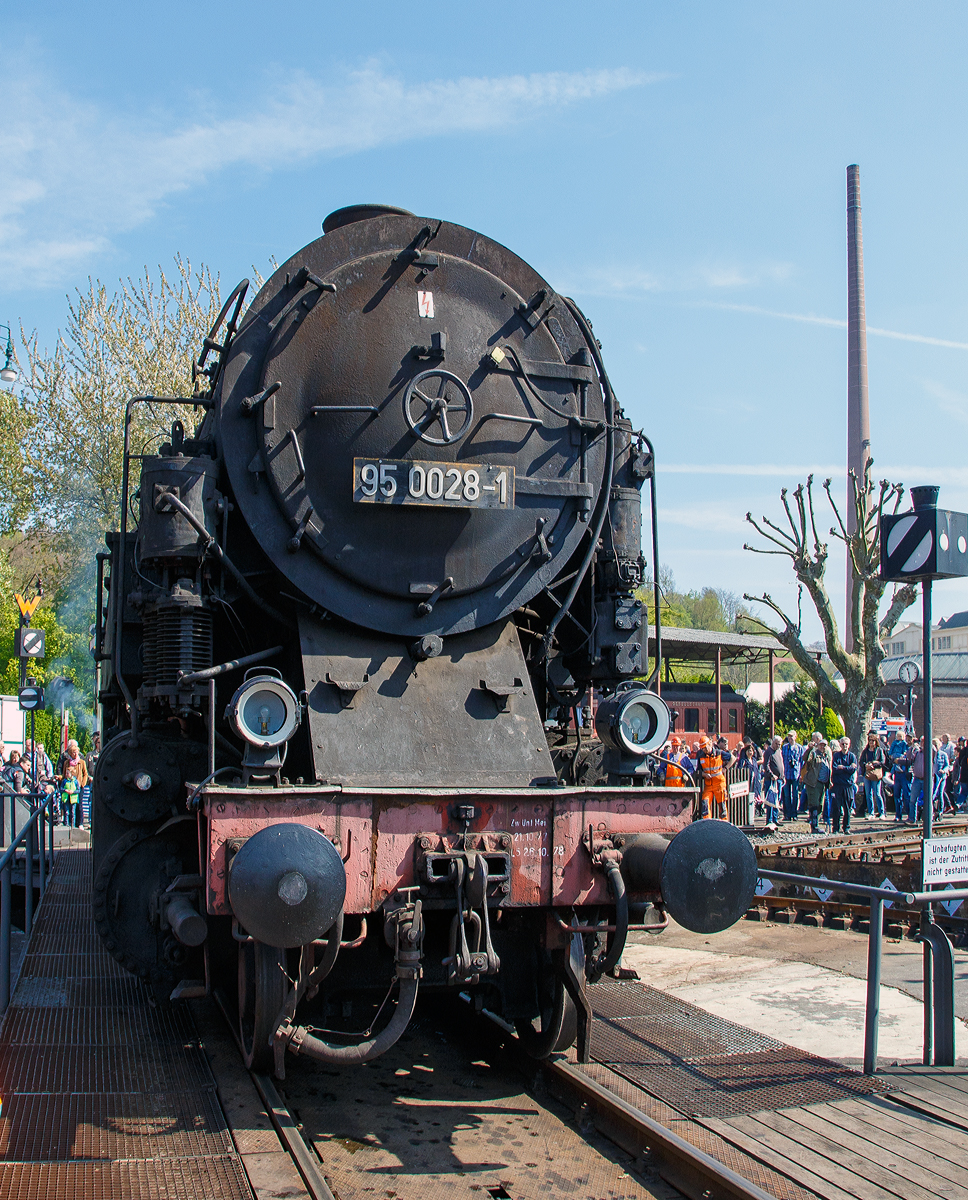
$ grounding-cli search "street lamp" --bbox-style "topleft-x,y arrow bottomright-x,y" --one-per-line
0,324 -> 18,385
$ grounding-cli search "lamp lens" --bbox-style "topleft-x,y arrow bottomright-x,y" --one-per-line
242,688 -> 288,739
619,700 -> 655,751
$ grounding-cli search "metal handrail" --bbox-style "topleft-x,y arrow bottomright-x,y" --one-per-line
0,791 -> 58,1014
759,867 -> 962,1074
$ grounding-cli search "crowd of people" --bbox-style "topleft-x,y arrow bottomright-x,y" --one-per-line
656,726 -> 967,834
0,736 -> 98,828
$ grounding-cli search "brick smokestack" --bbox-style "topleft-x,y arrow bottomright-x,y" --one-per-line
846,164 -> 871,652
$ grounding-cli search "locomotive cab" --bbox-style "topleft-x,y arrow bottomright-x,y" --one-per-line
92,206 -> 756,1074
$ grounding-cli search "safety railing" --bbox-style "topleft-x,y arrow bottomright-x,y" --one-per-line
0,791 -> 58,1015
759,868 -> 968,1075
725,765 -> 756,825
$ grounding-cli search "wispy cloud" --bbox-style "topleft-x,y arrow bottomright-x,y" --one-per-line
662,463 -> 843,477
562,271 -> 968,351
658,504 -> 748,533
0,62 -> 656,287
922,380 -> 968,424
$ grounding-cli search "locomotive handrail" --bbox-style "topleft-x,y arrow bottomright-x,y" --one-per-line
540,299 -> 616,661
0,790 -> 58,1014
759,866 -> 968,1073
639,432 -> 662,690
177,644 -> 284,687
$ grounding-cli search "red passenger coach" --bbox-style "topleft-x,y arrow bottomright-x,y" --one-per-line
661,682 -> 746,750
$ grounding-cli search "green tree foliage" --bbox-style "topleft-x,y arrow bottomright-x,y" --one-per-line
641,566 -> 809,688
773,681 -> 845,742
744,698 -> 771,746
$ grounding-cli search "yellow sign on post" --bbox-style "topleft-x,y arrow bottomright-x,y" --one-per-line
15,594 -> 40,620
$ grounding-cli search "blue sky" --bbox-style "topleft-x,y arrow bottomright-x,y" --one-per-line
3,1 -> 968,638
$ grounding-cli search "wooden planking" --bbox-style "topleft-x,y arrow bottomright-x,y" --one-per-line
829,1097 -> 968,1189
880,1065 -> 968,1102
886,1072 -> 968,1104
784,1103 -> 968,1199
756,1107 -> 950,1200
704,1113 -> 896,1200
888,1089 -> 968,1134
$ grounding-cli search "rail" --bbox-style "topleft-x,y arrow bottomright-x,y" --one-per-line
543,1059 -> 776,1200
759,867 -> 968,1074
0,790 -> 58,1014
478,1002 -> 772,1200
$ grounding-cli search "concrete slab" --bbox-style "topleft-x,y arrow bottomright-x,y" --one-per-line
619,941 -> 963,1069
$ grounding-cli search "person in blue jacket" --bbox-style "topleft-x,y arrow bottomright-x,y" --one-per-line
831,736 -> 858,834
781,731 -> 803,822
889,731 -> 914,821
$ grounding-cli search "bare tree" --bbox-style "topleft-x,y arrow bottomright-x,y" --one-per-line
714,588 -> 743,629
743,461 -> 916,747
17,257 -> 225,557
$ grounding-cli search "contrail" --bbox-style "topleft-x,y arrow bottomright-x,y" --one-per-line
703,302 -> 968,350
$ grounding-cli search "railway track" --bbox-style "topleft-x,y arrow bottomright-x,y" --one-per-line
747,820 -> 968,939
203,990 -> 777,1200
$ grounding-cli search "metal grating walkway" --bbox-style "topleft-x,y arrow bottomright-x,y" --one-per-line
0,847 -> 253,1198
590,979 -> 890,1118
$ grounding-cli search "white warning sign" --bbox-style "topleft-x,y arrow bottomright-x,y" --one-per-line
417,291 -> 435,318
922,835 -> 968,886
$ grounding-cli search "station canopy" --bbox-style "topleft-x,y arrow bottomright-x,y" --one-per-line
648,626 -> 785,665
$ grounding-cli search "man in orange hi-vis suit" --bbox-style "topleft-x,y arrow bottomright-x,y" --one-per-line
661,737 -> 688,787
697,736 -> 732,819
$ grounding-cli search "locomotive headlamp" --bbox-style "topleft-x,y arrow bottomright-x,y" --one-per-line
227,672 -> 301,748
595,686 -> 671,776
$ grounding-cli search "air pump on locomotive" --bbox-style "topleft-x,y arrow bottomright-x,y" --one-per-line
93,205 -> 756,1073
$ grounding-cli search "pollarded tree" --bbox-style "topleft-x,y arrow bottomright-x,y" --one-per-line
743,461 -> 916,749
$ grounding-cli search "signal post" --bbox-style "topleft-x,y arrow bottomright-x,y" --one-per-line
880,484 -> 968,1064
14,586 -> 45,792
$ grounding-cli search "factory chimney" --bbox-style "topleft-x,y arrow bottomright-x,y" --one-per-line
846,164 -> 871,652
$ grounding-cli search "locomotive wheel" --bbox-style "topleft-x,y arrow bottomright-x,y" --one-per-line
515,972 -> 578,1059
92,820 -> 203,1001
238,940 -> 289,1071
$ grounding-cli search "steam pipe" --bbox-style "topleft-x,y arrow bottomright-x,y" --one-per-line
586,861 -> 628,982
284,979 -> 419,1066
115,395 -> 212,732
540,299 -> 616,660
156,491 -> 289,626
177,645 -> 284,686
277,903 -> 422,1067
641,433 -> 662,691
306,911 -> 343,991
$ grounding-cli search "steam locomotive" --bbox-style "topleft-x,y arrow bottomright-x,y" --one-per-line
93,205 -> 756,1074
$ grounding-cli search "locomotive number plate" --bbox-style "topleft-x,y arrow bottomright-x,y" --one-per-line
353,458 -> 514,509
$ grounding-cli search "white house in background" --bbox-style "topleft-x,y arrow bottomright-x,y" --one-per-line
743,681 -> 797,706
883,612 -> 968,657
